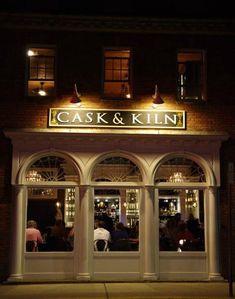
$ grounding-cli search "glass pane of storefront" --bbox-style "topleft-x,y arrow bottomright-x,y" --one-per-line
26,187 -> 75,252
159,188 -> 205,251
94,188 -> 139,251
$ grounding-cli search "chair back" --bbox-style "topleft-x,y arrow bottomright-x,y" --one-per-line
94,239 -> 109,251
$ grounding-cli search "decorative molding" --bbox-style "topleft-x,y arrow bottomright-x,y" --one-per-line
1,13 -> 235,35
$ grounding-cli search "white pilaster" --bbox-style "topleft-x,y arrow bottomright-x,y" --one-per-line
143,186 -> 157,280
208,187 -> 223,280
76,186 -> 91,281
7,185 -> 26,282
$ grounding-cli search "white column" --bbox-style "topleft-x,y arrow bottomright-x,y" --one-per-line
208,187 -> 223,280
7,185 -> 26,282
76,186 -> 91,281
143,186 -> 157,280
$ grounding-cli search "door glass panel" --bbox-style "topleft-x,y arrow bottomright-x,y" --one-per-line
159,189 -> 205,252
26,187 -> 75,252
94,188 -> 139,251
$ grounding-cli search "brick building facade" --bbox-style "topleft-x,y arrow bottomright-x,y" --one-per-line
0,12 -> 234,282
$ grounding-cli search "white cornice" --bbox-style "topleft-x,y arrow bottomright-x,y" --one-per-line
4,128 -> 229,142
1,13 -> 235,35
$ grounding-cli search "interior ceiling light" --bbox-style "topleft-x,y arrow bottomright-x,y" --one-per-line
38,82 -> 47,96
121,83 -> 131,99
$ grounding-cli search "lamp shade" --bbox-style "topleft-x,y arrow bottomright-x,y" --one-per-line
152,84 -> 164,105
70,83 -> 81,105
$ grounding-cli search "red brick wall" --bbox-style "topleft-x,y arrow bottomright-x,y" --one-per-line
0,23 -> 235,281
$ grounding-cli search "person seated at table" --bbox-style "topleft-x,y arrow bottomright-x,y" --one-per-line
176,221 -> 195,251
110,222 -> 130,251
128,221 -> 139,250
47,219 -> 68,251
94,220 -> 111,251
25,220 -> 43,252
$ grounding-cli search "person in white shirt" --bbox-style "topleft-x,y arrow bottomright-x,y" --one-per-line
94,220 -> 111,242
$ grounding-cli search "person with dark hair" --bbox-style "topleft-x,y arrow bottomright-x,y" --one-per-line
111,222 -> 128,242
176,221 -> 195,251
111,222 -> 130,251
101,210 -> 114,233
48,219 -> 68,251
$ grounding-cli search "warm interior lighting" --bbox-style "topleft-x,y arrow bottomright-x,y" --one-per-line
121,83 -> 131,99
70,83 -> 81,106
27,49 -> 35,56
169,172 -> 185,183
152,84 -> 164,108
25,170 -> 42,182
38,82 -> 47,96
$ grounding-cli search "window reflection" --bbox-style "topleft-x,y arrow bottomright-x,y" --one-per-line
26,187 -> 75,252
159,189 -> 205,251
94,188 -> 139,251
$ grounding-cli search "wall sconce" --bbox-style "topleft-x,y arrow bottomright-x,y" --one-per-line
38,82 -> 47,96
152,84 -> 164,108
70,83 -> 82,106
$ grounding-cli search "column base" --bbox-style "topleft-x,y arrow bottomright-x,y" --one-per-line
208,273 -> 224,281
76,273 -> 91,281
7,274 -> 24,283
143,273 -> 158,281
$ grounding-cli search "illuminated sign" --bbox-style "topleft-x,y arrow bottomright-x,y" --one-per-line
49,108 -> 186,129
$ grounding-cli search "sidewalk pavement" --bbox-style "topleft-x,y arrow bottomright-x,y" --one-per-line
0,281 -> 234,299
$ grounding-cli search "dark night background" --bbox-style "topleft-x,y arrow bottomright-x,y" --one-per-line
0,0 -> 234,18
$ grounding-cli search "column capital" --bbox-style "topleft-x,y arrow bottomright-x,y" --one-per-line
144,185 -> 155,192
208,186 -> 218,196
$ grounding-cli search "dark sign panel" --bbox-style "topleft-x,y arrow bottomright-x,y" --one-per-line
49,108 -> 186,129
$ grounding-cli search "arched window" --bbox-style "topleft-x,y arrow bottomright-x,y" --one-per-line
155,156 -> 206,252
92,156 -> 142,252
155,156 -> 206,183
25,155 -> 79,252
92,156 -> 142,182
25,155 -> 79,182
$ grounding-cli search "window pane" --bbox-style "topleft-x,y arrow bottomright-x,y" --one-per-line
29,69 -> 38,79
38,68 -> 46,79
113,59 -> 121,69
105,70 -> 113,81
155,157 -> 206,183
25,155 -> 79,183
177,51 -> 204,101
92,156 -> 142,182
121,59 -> 129,69
159,189 -> 205,252
121,70 -> 129,81
46,68 -> 54,80
105,59 -> 113,69
27,47 -> 55,96
94,188 -> 139,252
113,70 -> 121,80
103,49 -> 131,98
26,187 -> 75,252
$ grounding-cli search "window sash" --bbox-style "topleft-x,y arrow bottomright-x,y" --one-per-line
177,51 -> 205,101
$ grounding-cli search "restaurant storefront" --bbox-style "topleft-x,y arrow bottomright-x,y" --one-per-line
5,118 -> 227,281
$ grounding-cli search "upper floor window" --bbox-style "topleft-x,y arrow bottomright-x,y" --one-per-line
26,47 -> 55,97
177,51 -> 206,101
103,49 -> 131,99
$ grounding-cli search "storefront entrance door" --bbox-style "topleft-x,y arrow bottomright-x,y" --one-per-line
92,188 -> 141,280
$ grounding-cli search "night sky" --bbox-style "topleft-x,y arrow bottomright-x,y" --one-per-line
0,0 -> 234,19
